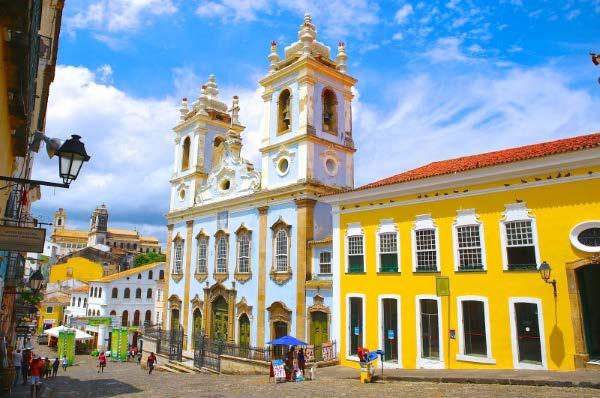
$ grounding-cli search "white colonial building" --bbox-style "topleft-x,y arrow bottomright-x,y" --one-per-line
164,14 -> 356,353
68,262 -> 165,350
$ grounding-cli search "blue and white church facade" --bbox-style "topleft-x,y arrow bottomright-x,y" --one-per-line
163,15 -> 357,353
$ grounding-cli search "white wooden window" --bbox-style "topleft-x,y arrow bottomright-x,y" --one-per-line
453,209 -> 486,271
319,251 -> 332,274
197,238 -> 207,273
500,203 -> 540,271
216,236 -> 228,273
377,219 -> 399,272
413,214 -> 439,272
174,241 -> 183,274
237,233 -> 250,273
275,229 -> 288,272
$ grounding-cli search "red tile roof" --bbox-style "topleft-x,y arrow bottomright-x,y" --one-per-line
357,132 -> 600,192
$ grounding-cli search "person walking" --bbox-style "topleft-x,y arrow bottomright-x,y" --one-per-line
43,357 -> 52,379
21,349 -> 31,385
52,358 -> 60,379
97,352 -> 107,373
12,349 -> 22,387
61,355 -> 68,371
29,355 -> 44,397
147,352 -> 157,375
298,347 -> 306,377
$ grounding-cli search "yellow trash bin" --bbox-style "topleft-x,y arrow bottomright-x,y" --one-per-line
360,362 -> 375,383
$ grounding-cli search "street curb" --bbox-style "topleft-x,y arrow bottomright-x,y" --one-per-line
378,375 -> 600,389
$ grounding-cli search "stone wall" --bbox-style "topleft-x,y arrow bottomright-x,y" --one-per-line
220,355 -> 270,375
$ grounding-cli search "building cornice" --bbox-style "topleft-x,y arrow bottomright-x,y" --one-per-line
259,133 -> 356,154
322,149 -> 600,206
259,56 -> 357,88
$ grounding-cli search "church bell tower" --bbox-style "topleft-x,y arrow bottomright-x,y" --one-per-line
258,14 -> 357,191
88,204 -> 109,246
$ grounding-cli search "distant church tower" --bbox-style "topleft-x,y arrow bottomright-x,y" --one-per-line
53,208 -> 67,230
88,204 -> 108,246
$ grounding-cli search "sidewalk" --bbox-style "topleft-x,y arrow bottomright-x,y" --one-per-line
320,365 -> 600,388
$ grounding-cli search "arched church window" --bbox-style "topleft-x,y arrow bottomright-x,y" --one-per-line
275,229 -> 289,272
57,218 -> 62,226
112,288 -> 118,298
181,136 -> 191,170
322,88 -> 338,134
237,231 -> 251,273
278,89 -> 291,134
124,288 -> 130,299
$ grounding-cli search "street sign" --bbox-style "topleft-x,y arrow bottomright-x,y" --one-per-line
0,225 -> 46,253
436,276 -> 450,296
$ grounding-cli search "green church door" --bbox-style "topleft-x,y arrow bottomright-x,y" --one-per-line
311,312 -> 328,360
170,309 -> 180,331
239,314 -> 250,355
212,296 -> 228,342
192,309 -> 202,348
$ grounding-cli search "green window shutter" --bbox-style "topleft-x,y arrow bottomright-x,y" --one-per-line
348,255 -> 364,273
380,253 -> 398,272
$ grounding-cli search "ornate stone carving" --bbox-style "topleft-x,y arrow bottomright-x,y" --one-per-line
171,272 -> 183,283
168,294 -> 182,310
267,301 -> 292,323
194,271 -> 208,283
307,294 -> 330,315
235,297 -> 253,319
190,294 -> 204,312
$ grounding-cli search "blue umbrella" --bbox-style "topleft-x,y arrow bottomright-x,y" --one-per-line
267,335 -> 308,346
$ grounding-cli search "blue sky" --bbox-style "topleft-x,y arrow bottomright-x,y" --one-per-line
31,0 -> 600,243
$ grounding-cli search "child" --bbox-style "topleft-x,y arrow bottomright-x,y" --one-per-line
44,357 -> 52,379
61,355 -> 68,371
52,357 -> 60,378
98,352 -> 107,373
147,352 -> 157,375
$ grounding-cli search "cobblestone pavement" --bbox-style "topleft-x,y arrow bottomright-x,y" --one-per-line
9,344 -> 600,398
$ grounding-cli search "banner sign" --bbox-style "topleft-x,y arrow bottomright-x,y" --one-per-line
321,342 -> 333,362
272,359 -> 286,380
305,345 -> 314,362
0,225 -> 46,253
58,330 -> 76,366
119,328 -> 128,361
87,317 -> 112,326
436,276 -> 450,297
110,329 -> 119,360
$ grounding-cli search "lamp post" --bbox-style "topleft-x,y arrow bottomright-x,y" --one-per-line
28,269 -> 45,295
539,261 -> 557,297
0,133 -> 90,188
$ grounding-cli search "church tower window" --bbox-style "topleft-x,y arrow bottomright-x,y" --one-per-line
322,88 -> 338,134
277,89 -> 291,134
212,136 -> 225,169
181,136 -> 191,170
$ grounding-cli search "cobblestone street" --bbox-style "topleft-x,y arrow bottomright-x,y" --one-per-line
8,345 -> 600,398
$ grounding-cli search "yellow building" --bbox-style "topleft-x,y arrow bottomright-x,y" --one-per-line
48,257 -> 104,284
323,132 -> 600,371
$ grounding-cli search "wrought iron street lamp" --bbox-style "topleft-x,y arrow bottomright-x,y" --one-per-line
539,261 -> 557,297
0,133 -> 90,188
28,268 -> 45,294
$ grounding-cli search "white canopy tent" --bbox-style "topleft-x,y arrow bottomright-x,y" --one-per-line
43,325 -> 93,340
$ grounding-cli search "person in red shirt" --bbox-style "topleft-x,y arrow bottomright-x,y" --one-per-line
146,352 -> 157,375
29,355 -> 44,394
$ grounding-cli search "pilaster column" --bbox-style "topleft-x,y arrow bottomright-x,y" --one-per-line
256,206 -> 269,346
162,224 -> 174,329
294,198 -> 316,340
182,220 -> 194,349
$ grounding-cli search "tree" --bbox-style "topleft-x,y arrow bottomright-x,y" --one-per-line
134,251 -> 166,267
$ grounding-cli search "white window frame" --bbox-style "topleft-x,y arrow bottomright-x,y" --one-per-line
378,294 -> 402,368
508,297 -> 547,370
376,219 -> 400,273
345,293 -> 366,361
570,221 -> 600,253
345,222 -> 365,273
412,214 -> 440,272
319,251 -> 332,275
196,236 -> 207,273
499,203 -> 541,270
275,229 -> 289,272
173,240 -> 183,274
452,209 -> 487,271
237,232 -> 251,273
456,295 -> 495,364
415,294 -> 444,369
216,236 -> 228,274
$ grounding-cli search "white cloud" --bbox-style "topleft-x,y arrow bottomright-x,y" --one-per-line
31,65 -> 267,242
446,0 -> 460,9
352,67 -> 600,186
193,0 -> 380,38
359,43 -> 380,54
567,9 -> 581,20
392,32 -> 404,41
507,44 -> 523,53
424,36 -> 469,62
452,16 -> 469,27
394,4 -> 414,24
468,44 -> 483,53
67,0 -> 177,33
